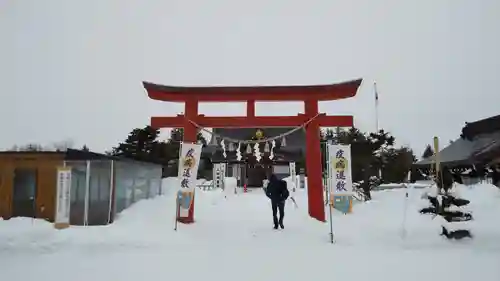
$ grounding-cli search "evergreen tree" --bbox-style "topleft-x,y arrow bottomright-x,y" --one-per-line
324,127 -> 405,201
419,167 -> 473,240
110,125 -> 208,177
422,144 -> 434,159
112,125 -> 160,161
169,128 -> 207,145
380,146 -> 417,183
50,139 -> 74,151
321,128 -> 336,141
163,128 -> 207,176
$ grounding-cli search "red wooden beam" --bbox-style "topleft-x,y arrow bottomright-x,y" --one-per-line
317,115 -> 353,127
151,114 -> 353,128
151,115 -> 184,128
143,79 -> 362,102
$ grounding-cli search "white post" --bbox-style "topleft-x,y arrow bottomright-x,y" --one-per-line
174,193 -> 180,231
83,160 -> 91,226
401,171 -> 413,239
107,160 -> 114,224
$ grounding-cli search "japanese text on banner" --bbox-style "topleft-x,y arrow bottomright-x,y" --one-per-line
177,143 -> 202,218
329,144 -> 353,196
177,143 -> 202,192
55,167 -> 72,225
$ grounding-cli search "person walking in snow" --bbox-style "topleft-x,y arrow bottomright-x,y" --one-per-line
265,174 -> 289,229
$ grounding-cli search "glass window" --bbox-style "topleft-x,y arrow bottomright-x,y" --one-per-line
113,161 -> 163,215
114,161 -> 130,213
88,161 -> 111,225
65,161 -> 87,225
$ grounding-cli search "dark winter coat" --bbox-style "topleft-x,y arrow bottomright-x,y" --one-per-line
266,174 -> 290,202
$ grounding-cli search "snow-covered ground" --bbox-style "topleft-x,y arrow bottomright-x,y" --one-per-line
1,178 -> 500,281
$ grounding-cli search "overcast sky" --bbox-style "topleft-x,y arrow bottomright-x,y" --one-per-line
1,0 -> 499,156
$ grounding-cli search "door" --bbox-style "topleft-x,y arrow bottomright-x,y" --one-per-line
12,168 -> 37,218
247,164 -> 266,187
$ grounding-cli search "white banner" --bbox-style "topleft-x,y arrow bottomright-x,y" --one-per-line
213,163 -> 226,190
328,144 -> 353,196
177,142 -> 203,217
213,164 -> 220,189
289,162 -> 297,192
220,163 -> 226,185
55,166 -> 72,228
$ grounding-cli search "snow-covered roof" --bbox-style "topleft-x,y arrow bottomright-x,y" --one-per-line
415,131 -> 500,167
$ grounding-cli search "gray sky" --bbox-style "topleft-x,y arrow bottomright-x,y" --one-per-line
1,0 -> 499,156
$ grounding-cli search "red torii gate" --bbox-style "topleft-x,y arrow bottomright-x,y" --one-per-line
143,79 -> 362,224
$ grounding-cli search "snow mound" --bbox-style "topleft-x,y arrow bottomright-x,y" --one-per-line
1,182 -> 500,281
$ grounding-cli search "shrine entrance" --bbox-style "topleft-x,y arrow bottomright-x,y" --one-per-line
246,163 -> 268,187
143,79 -> 362,223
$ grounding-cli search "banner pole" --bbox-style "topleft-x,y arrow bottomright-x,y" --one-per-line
175,141 -> 183,225
328,201 -> 334,243
174,194 -> 180,231
326,142 -> 335,243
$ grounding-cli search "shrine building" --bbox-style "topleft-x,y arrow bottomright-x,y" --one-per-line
201,127 -> 306,187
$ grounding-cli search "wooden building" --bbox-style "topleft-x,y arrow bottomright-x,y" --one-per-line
0,151 -> 63,222
0,149 -> 163,225
414,114 -> 500,186
202,127 -> 305,187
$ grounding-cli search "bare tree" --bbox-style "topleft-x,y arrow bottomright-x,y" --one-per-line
50,139 -> 74,152
18,143 -> 43,151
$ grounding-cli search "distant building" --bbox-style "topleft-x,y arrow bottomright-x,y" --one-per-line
414,114 -> 500,186
201,127 -> 305,187
0,149 -> 163,225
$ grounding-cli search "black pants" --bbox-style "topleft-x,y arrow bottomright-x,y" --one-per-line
271,200 -> 285,226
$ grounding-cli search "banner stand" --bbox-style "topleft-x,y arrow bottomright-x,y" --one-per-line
326,143 -> 353,243
176,142 -> 203,224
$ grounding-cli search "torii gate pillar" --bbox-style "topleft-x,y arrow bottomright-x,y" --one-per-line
143,79 -> 362,224
304,99 -> 324,220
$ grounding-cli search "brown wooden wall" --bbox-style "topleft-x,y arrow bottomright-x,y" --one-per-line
0,152 -> 65,221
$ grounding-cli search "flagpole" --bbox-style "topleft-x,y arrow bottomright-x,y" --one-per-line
374,81 -> 382,182
374,81 -> 379,133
